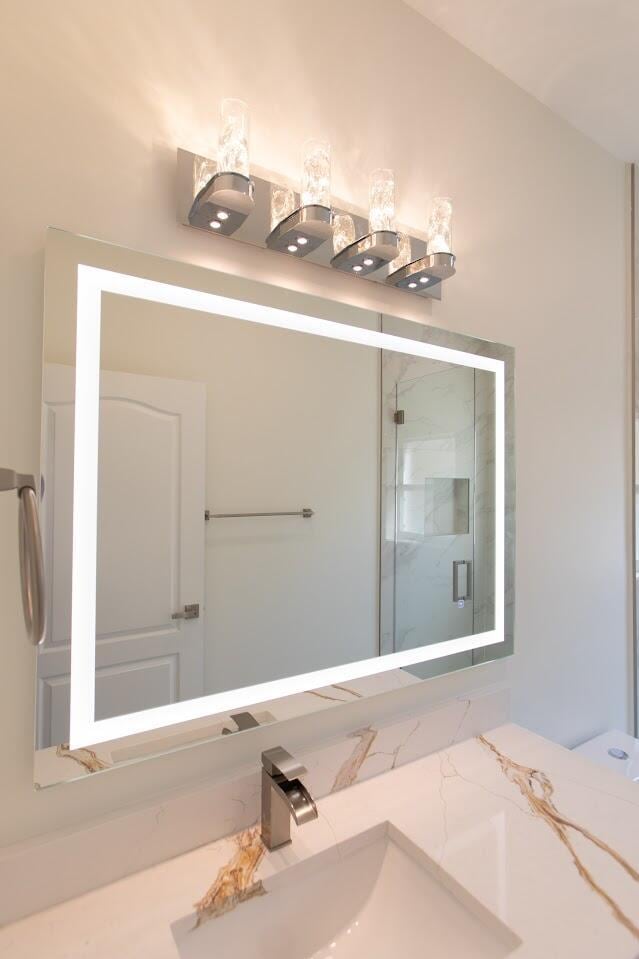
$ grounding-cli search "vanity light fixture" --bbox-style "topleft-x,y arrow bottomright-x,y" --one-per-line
387,196 -> 456,294
178,138 -> 457,301
188,98 -> 255,236
266,139 -> 333,256
331,168 -> 401,275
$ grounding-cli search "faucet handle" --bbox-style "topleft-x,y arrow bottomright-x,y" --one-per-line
262,746 -> 307,781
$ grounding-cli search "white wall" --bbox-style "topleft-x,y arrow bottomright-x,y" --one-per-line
0,0 -> 630,848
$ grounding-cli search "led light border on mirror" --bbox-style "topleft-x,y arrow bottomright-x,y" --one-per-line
69,265 -> 505,749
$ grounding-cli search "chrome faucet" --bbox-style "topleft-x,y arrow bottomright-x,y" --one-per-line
260,747 -> 318,851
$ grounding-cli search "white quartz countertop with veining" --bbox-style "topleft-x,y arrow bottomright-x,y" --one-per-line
2,724 -> 638,957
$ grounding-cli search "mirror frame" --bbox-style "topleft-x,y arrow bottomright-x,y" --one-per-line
36,229 -> 515,784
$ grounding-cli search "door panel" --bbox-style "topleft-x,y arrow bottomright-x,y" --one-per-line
94,657 -> 178,722
37,364 -> 206,747
96,398 -> 180,635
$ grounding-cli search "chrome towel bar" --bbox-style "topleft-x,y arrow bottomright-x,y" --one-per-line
0,468 -> 46,645
205,507 -> 314,520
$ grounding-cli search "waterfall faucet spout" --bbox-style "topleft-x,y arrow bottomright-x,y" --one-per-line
260,746 -> 318,850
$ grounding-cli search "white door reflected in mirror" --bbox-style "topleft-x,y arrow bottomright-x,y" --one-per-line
37,365 -> 205,747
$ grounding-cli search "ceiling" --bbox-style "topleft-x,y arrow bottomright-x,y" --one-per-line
404,0 -> 639,162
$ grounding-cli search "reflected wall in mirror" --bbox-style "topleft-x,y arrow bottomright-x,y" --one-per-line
35,229 -> 514,787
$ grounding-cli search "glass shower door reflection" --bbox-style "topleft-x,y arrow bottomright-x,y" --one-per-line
393,365 -> 476,651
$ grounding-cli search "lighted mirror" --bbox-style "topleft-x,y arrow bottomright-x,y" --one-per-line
35,230 -> 514,786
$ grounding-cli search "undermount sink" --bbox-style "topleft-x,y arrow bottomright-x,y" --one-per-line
172,823 -> 521,958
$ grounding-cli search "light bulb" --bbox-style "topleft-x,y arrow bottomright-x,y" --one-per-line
369,168 -> 396,233
390,233 -> 411,272
426,197 -> 453,254
270,183 -> 295,232
217,98 -> 250,177
333,213 -> 356,255
301,139 -> 331,208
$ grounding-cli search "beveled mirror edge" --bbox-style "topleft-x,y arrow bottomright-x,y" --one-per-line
34,227 -> 514,788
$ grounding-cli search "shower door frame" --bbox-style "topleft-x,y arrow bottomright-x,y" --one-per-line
378,313 -> 515,682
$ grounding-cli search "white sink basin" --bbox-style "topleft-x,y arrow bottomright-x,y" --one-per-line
173,823 -> 521,958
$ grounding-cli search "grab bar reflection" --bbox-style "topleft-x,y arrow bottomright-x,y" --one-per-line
0,468 -> 46,645
205,508 -> 314,521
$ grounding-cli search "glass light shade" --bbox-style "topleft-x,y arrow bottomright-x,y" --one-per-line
390,233 -> 412,272
426,197 -> 453,254
270,183 -> 296,232
300,139 -> 331,208
217,98 -> 250,178
332,213 -> 356,255
369,168 -> 396,233
194,156 -> 215,197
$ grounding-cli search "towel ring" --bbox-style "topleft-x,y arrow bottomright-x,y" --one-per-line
0,468 -> 46,646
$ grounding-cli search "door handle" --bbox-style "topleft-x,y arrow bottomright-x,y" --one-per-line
172,603 -> 200,621
452,560 -> 472,603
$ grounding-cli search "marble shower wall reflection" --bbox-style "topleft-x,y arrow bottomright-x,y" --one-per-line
473,368 -> 497,635
380,314 -> 514,680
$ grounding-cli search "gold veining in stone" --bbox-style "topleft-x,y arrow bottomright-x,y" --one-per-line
479,735 -> 639,939
331,727 -> 378,792
56,743 -> 110,773
331,684 -> 364,699
307,690 -> 351,703
307,684 -> 364,703
194,827 -> 266,928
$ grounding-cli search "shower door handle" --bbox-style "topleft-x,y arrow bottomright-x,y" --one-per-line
452,560 -> 472,603
0,468 -> 46,645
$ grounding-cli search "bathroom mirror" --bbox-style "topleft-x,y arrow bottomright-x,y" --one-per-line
35,229 -> 514,786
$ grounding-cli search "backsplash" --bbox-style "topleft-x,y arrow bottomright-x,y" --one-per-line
0,684 -> 508,925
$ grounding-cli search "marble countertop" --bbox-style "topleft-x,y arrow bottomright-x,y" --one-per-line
2,723 -> 638,957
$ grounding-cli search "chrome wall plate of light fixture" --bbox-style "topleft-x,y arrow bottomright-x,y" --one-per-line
176,99 -> 457,300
